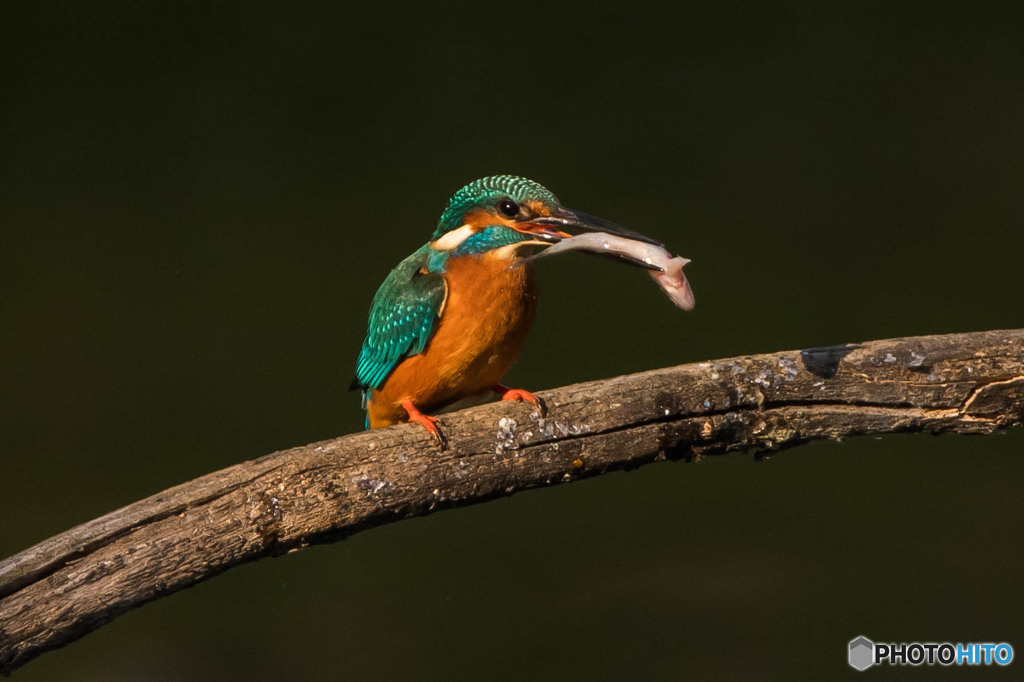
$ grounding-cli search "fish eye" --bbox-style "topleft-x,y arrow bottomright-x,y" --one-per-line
498,198 -> 519,218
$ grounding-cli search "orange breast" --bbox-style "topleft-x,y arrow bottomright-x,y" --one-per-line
367,254 -> 539,428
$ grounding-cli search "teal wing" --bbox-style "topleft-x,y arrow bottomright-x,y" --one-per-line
354,247 -> 447,391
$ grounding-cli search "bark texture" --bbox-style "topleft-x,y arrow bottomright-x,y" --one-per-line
2,329 -> 1023,674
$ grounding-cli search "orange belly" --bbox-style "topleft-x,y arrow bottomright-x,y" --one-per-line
367,255 -> 539,428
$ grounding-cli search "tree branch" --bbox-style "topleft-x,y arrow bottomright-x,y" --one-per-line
2,329 -> 1023,674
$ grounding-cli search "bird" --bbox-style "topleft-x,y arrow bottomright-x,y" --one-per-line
351,175 -> 660,445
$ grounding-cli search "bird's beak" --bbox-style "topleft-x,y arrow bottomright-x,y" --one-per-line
519,206 -> 664,246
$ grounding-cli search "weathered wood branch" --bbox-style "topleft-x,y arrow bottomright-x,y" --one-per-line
2,329 -> 1023,674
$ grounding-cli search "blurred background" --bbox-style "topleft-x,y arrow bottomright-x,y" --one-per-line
2,1 -> 1022,678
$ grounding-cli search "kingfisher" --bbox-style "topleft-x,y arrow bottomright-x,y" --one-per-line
352,175 -> 660,444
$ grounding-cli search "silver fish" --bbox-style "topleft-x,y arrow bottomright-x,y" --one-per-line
523,232 -> 695,311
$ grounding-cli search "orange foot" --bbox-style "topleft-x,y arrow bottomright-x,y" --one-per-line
401,400 -> 446,449
491,384 -> 546,415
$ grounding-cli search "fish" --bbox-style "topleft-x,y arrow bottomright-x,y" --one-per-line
521,232 -> 695,311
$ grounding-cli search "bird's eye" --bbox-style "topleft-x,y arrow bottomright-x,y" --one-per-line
498,198 -> 519,218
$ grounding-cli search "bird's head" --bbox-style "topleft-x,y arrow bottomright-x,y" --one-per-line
430,175 -> 659,259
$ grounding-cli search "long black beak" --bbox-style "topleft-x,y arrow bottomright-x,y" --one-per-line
528,206 -> 664,247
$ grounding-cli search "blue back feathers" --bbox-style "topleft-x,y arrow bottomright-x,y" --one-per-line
354,245 -> 446,391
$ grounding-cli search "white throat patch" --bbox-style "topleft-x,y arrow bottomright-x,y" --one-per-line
432,225 -> 474,251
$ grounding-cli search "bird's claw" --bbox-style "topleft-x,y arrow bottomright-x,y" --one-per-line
491,385 -> 546,417
401,400 -> 447,450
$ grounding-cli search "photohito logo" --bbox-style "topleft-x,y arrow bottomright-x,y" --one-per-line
848,636 -> 1014,670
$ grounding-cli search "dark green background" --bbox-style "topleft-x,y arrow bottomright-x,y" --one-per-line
3,2 -> 1022,679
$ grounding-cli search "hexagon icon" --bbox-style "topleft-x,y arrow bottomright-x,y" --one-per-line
849,636 -> 874,671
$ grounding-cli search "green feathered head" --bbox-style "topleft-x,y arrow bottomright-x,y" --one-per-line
427,174 -> 659,259
432,175 -> 561,241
